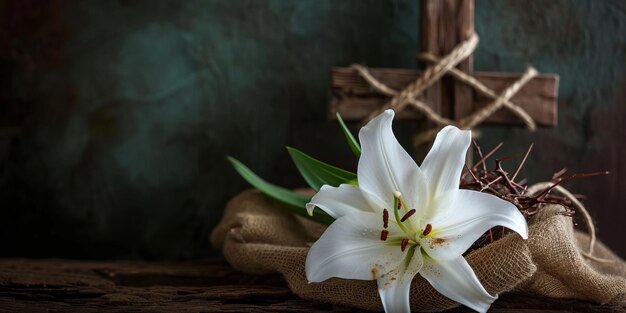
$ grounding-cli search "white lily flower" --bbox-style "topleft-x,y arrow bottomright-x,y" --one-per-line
305,110 -> 528,313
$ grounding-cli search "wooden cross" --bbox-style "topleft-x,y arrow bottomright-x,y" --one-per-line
329,0 -> 558,133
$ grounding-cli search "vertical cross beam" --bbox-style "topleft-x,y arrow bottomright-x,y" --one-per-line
422,0 -> 474,121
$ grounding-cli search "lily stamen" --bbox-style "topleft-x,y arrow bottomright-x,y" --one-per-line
400,209 -> 416,222
380,230 -> 389,241
423,223 -> 432,236
400,238 -> 409,252
383,209 -> 389,228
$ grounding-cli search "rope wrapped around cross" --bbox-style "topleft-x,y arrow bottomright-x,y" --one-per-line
352,33 -> 538,147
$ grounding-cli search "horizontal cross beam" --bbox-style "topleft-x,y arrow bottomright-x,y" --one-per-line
329,67 -> 559,126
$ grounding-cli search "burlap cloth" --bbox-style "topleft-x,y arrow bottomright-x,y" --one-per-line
211,189 -> 626,311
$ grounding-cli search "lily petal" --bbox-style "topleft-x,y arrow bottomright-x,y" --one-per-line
306,184 -> 385,218
377,246 -> 424,313
358,109 -> 428,213
420,255 -> 497,313
306,212 -> 405,282
420,189 -> 459,226
420,125 -> 471,205
423,189 -> 528,260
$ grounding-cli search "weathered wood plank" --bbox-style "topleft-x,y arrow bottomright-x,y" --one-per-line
329,67 -> 558,126
421,0 -> 475,120
0,258 -> 620,312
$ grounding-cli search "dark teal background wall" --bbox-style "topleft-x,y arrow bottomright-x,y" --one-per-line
0,0 -> 624,259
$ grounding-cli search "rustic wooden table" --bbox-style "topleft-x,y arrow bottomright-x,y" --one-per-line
0,257 -> 622,312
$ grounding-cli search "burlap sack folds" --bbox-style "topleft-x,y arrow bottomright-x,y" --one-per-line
211,189 -> 626,311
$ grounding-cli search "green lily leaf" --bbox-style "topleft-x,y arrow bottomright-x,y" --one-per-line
336,112 -> 361,157
227,156 -> 334,225
287,147 -> 357,192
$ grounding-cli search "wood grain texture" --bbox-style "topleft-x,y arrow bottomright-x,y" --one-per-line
330,67 -> 558,126
421,0 -> 475,120
0,258 -> 623,312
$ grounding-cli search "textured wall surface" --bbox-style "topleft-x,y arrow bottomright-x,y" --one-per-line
0,0 -> 624,259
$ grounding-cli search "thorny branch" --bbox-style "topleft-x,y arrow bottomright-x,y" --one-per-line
461,142 -> 609,253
